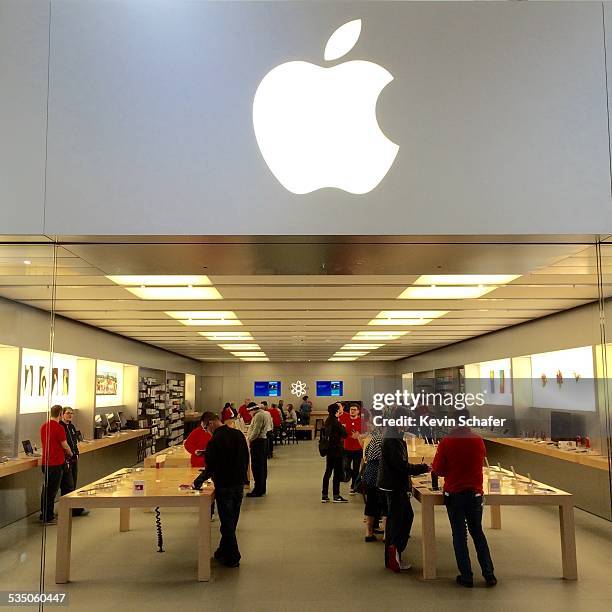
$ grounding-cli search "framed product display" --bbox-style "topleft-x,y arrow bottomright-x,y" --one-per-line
96,372 -> 118,396
95,361 -> 124,408
465,358 -> 513,406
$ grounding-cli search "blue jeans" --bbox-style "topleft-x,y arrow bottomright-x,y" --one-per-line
215,485 -> 244,564
444,490 -> 495,579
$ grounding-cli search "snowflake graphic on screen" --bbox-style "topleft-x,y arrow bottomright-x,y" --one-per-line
290,380 -> 308,397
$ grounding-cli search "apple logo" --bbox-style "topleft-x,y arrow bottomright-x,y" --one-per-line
253,19 -> 399,195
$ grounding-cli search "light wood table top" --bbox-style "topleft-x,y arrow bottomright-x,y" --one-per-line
143,445 -> 192,468
56,467 -> 214,584
484,436 -> 610,471
411,466 -> 576,581
0,456 -> 39,478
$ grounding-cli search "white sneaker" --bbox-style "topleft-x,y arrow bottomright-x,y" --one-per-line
399,559 -> 412,571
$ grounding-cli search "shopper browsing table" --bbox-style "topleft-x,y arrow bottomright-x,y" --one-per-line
378,410 -> 429,573
40,405 -> 73,524
321,403 -> 348,503
184,413 -> 213,467
221,402 -> 236,423
238,398 -> 253,424
299,395 -> 312,425
432,411 -> 497,588
193,412 -> 249,568
246,403 -> 268,497
59,407 -> 88,516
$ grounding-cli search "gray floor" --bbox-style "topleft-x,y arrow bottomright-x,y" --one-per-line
1,441 -> 612,612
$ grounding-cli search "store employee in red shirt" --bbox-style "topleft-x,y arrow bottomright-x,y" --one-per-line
238,398 -> 253,424
184,413 -> 213,467
339,404 -> 363,494
40,404 -> 73,524
432,410 -> 497,588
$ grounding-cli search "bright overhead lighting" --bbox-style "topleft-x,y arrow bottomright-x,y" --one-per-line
333,351 -> 369,357
124,286 -> 222,300
329,357 -> 357,361
341,344 -> 384,350
353,331 -> 408,340
23,260 -> 31,265
165,311 -> 237,320
107,275 -> 212,286
414,275 -> 520,286
200,332 -> 254,340
218,344 -> 261,350
231,352 -> 267,357
368,311 -> 448,326
177,319 -> 242,326
397,286 -> 495,300
241,357 -> 270,362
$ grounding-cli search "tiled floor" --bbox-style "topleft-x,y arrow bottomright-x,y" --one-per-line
1,441 -> 611,611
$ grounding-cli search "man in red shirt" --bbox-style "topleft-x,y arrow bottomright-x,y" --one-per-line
184,413 -> 213,467
238,398 -> 252,424
339,404 -> 363,494
40,404 -> 73,524
268,404 -> 282,428
432,410 -> 496,588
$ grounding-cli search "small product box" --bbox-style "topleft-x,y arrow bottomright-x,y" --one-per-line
488,478 -> 501,493
133,480 -> 145,495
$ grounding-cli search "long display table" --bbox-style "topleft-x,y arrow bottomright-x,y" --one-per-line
55,467 -> 214,584
411,467 -> 577,581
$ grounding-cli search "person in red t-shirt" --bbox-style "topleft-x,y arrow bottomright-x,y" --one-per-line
40,404 -> 73,524
221,403 -> 236,423
268,404 -> 282,428
184,413 -> 213,467
238,398 -> 252,424
432,411 -> 496,588
340,405 -> 363,494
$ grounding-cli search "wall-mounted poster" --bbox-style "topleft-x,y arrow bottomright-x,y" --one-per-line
51,367 -> 59,395
38,366 -> 47,396
96,372 -> 118,396
23,364 -> 34,396
62,368 -> 70,395
465,358 -> 512,406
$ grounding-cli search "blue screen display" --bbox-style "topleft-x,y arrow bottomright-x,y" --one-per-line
254,381 -> 281,397
316,380 -> 343,397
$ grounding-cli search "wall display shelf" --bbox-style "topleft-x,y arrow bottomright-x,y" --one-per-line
166,375 -> 186,447
138,374 -> 168,457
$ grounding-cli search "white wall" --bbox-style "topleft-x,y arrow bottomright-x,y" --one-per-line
2,1 -> 611,234
201,361 -> 398,413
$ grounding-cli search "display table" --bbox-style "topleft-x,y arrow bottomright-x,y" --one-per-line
55,467 -> 213,584
0,456 -> 39,478
78,429 -> 150,454
296,425 -> 314,439
411,467 -> 577,581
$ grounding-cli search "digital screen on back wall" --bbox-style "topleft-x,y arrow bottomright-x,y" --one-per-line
254,381 -> 281,397
316,380 -> 343,397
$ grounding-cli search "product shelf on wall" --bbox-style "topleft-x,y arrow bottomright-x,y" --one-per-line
166,375 -> 185,447
137,373 -> 168,457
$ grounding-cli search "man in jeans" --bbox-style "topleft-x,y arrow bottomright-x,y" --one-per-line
432,411 -> 497,587
193,411 -> 249,568
245,403 -> 268,497
40,405 -> 73,524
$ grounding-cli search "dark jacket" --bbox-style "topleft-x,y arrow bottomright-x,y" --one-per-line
377,437 -> 428,492
60,421 -> 79,458
201,425 -> 249,488
323,415 -> 347,458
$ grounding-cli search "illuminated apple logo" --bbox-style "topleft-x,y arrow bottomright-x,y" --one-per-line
253,19 -> 399,195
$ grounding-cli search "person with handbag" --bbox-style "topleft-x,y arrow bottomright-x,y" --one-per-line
363,427 -> 386,542
320,403 -> 348,503
59,407 -> 89,516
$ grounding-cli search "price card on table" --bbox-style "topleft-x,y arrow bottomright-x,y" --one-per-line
488,478 -> 501,493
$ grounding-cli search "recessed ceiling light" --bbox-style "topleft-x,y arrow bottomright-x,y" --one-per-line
107,275 -> 212,286
353,331 -> 408,340
341,344 -> 384,350
165,311 -> 237,320
23,260 -> 31,265
328,357 -> 357,361
218,344 -> 261,350
231,352 -> 267,357
240,357 -> 270,362
413,274 -> 520,286
397,286 -> 495,300
177,319 -> 242,326
124,286 -> 222,300
368,310 -> 447,326
200,332 -> 254,340
333,351 -> 369,357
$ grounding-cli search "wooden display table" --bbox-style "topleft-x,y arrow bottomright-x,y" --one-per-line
55,467 -> 214,583
296,425 -> 314,439
411,467 -> 577,581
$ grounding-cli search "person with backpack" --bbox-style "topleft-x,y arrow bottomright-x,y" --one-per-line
320,403 -> 348,503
